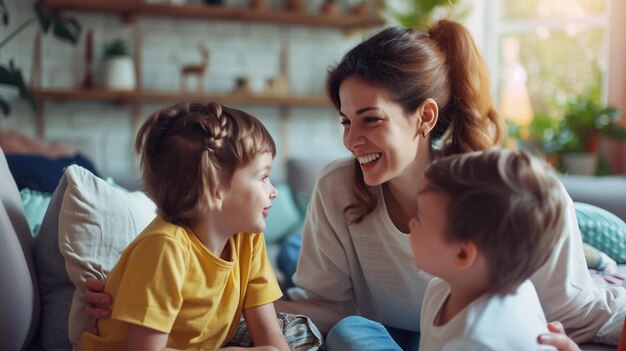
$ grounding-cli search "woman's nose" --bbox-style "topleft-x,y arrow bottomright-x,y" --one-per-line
344,127 -> 365,151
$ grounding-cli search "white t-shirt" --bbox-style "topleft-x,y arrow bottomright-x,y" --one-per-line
291,158 -> 626,344
419,278 -> 556,351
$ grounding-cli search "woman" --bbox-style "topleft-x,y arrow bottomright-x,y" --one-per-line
86,20 -> 624,350
273,20 -> 625,350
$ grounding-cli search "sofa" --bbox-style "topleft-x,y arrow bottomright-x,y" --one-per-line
1,147 -> 626,351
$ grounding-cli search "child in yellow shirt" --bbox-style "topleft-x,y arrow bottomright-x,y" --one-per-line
78,101 -> 289,351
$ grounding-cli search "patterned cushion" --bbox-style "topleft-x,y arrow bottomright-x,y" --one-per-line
583,243 -> 617,272
575,202 -> 626,264
226,312 -> 323,350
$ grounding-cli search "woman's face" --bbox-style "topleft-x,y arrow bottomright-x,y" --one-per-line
339,75 -> 421,186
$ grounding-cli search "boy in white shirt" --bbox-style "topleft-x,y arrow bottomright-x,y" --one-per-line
409,149 -> 564,350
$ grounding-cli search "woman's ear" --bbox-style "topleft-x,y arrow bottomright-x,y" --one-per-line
418,98 -> 439,136
454,241 -> 478,270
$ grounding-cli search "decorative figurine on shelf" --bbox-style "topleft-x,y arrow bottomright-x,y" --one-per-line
320,0 -> 339,15
351,1 -> 369,16
285,0 -> 305,12
232,76 -> 251,95
204,0 -> 225,6
180,45 -> 210,92
265,76 -> 287,96
249,0 -> 269,10
82,30 -> 94,89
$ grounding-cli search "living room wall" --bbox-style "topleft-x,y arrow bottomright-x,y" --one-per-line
1,0 -> 367,181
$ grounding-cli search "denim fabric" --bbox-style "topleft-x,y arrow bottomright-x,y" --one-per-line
325,316 -> 419,351
278,234 -> 302,289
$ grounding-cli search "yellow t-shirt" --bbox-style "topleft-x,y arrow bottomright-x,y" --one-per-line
78,216 -> 282,351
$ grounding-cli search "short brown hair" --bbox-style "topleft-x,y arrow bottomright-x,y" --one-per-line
424,149 -> 565,295
135,101 -> 275,226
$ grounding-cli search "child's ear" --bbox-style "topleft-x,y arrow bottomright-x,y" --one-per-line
212,188 -> 224,209
454,241 -> 478,269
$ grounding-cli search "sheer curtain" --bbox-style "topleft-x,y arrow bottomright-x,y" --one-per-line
607,0 -> 626,174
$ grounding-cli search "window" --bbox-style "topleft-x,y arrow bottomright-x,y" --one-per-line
483,0 -> 610,122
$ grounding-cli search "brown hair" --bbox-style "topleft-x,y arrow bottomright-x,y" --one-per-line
135,101 -> 275,226
326,20 -> 506,224
424,149 -> 565,296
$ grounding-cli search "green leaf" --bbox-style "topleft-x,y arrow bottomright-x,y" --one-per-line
36,8 -> 52,33
385,0 -> 460,29
0,61 -> 35,110
0,0 -> 7,27
52,15 -> 82,44
0,96 -> 10,116
36,8 -> 82,44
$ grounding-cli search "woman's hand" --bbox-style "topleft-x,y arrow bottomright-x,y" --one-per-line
537,321 -> 581,351
84,278 -> 113,335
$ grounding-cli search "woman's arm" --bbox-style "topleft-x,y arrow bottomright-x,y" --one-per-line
530,190 -> 626,344
285,164 -> 359,331
243,303 -> 290,351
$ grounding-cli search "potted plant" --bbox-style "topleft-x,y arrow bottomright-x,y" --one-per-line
0,1 -> 81,116
384,0 -> 467,30
507,113 -> 561,166
101,38 -> 136,91
555,90 -> 626,175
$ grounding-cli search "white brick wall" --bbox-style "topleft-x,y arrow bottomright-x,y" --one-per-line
1,0 -> 366,181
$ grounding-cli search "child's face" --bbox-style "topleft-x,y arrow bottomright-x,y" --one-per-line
408,179 -> 455,278
220,152 -> 277,234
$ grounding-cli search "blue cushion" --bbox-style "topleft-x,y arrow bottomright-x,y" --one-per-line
6,153 -> 99,193
20,188 -> 52,238
575,202 -> 626,263
264,183 -> 302,244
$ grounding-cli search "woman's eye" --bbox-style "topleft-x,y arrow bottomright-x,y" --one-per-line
363,117 -> 382,124
339,118 -> 350,126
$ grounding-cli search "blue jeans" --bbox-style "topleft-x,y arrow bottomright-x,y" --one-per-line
325,316 -> 420,351
278,234 -> 302,289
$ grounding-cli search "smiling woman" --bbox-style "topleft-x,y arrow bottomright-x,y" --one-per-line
275,19 -> 626,351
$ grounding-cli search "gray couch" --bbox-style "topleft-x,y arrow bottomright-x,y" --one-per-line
1,150 -> 625,350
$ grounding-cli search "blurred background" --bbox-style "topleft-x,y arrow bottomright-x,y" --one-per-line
1,0 -> 625,182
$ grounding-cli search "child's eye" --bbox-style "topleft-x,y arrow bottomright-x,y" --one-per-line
261,175 -> 270,183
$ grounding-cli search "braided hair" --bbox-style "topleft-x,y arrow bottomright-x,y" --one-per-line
135,101 -> 276,226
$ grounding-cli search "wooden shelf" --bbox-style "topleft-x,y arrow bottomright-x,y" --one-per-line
38,0 -> 385,31
31,88 -> 331,108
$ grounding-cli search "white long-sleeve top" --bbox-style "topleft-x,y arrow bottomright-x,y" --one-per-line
291,158 -> 626,345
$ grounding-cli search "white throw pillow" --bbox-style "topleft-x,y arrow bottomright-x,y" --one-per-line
58,165 -> 156,346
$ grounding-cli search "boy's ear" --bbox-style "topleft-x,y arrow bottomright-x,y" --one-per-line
454,241 -> 478,269
417,98 -> 439,135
